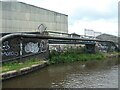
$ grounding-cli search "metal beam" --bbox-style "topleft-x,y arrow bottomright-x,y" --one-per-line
0,33 -> 114,43
48,40 -> 95,44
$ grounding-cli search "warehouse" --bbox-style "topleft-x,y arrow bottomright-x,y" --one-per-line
0,1 -> 68,34
96,34 -> 118,44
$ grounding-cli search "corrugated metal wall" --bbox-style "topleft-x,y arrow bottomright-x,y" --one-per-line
0,1 -> 68,33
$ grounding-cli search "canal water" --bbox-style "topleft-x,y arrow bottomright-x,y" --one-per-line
3,58 -> 119,88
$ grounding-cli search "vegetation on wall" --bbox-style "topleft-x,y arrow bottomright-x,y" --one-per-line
49,47 -> 105,64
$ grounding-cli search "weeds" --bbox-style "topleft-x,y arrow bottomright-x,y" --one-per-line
49,48 -> 105,64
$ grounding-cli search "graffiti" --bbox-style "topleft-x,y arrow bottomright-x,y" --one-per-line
1,39 -> 48,61
24,40 -> 48,54
2,41 -> 10,51
40,40 -> 47,52
25,42 -> 39,53
1,41 -> 19,57
2,51 -> 19,56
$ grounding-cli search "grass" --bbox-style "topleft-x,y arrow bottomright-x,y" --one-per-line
2,59 -> 44,73
49,48 -> 105,64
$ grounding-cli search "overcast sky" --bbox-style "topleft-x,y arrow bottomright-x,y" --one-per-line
18,0 -> 118,36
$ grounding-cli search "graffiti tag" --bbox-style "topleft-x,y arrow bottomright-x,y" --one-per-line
2,41 -> 10,51
2,51 -> 19,56
40,40 -> 47,52
2,41 -> 19,57
25,42 -> 39,53
24,40 -> 47,54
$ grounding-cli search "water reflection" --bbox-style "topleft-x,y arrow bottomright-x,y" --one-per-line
3,58 -> 118,88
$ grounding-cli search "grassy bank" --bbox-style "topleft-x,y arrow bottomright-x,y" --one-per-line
49,48 -> 105,64
2,48 -> 119,73
2,59 -> 45,73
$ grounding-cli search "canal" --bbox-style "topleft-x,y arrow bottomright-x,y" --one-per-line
3,58 -> 119,88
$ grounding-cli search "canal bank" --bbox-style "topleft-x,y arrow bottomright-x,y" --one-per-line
1,51 -> 119,80
1,60 -> 49,80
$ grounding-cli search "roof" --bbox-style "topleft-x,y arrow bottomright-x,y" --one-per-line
97,33 -> 118,38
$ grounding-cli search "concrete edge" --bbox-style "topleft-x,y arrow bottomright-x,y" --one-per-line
1,61 -> 49,80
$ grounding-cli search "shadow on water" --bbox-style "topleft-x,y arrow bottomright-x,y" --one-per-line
3,57 -> 119,88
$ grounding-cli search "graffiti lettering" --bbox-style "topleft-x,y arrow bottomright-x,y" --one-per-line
40,40 -> 47,52
2,41 -> 10,51
1,41 -> 19,57
25,42 -> 39,53
24,40 -> 47,54
2,51 -> 19,56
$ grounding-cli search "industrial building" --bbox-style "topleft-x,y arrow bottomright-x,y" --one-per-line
96,33 -> 120,51
96,34 -> 118,44
0,1 -> 68,34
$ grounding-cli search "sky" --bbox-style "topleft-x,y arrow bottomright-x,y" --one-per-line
17,0 -> 118,36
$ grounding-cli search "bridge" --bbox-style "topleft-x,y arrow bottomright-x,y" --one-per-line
0,32 -> 119,63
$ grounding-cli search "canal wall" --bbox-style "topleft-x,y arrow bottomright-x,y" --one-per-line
1,61 -> 48,80
1,33 -> 49,63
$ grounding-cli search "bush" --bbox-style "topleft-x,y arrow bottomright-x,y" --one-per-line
49,48 -> 105,64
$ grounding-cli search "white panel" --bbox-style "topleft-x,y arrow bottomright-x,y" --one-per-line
11,11 -> 20,20
35,14 -> 42,21
2,11 -> 10,19
0,28 -> 2,33
18,20 -> 22,29
56,14 -> 61,23
38,14 -> 42,21
48,14 -> 53,22
0,19 -> 2,28
28,21 -> 32,29
57,23 -> 60,30
47,23 -> 52,29
34,22 -> 40,29
14,12 -> 21,20
25,13 -> 30,21
2,20 -> 6,28
11,2 -> 17,11
7,20 -> 13,28
13,20 -> 19,28
64,16 -> 68,24
15,2 -> 22,12
32,21 -> 37,29
51,22 -> 56,30
61,15 -> 64,23
30,13 -> 35,21
0,11 -> 2,19
65,24 -> 68,32
2,2 -> 12,11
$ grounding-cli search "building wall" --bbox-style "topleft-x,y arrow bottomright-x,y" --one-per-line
0,1 -> 68,33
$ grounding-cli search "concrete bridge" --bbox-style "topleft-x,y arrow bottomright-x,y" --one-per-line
0,32 -> 119,63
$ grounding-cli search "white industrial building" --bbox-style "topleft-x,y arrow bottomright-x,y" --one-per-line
0,1 -> 68,34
